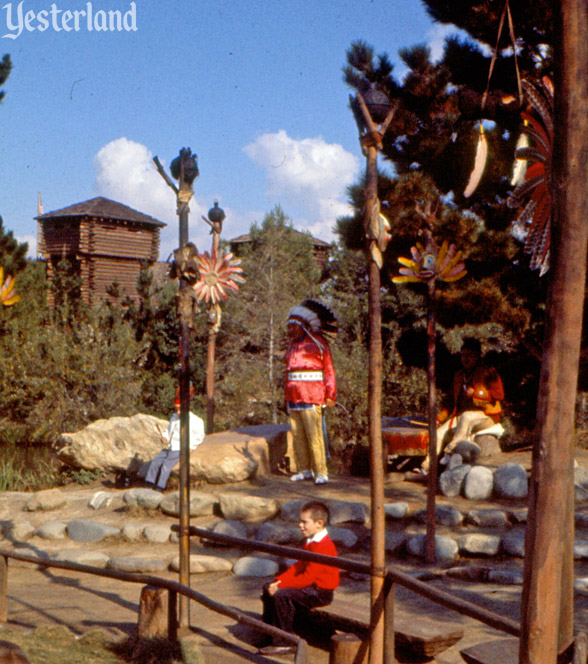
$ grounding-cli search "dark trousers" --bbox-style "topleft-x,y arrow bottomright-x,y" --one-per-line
261,582 -> 333,645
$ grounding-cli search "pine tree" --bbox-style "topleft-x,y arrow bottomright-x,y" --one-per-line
340,11 -> 558,434
0,216 -> 27,276
0,54 -> 10,106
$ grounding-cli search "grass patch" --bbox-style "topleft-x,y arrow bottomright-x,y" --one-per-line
0,446 -> 60,492
0,441 -> 107,492
0,628 -> 191,664
0,626 -> 121,664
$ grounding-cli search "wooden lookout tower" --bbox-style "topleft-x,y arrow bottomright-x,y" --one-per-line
37,197 -> 166,305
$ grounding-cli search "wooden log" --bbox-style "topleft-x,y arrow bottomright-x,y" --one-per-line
460,638 -> 518,664
0,557 -> 7,624
167,589 -> 178,642
329,633 -> 368,664
137,585 -> 169,638
312,599 -> 462,660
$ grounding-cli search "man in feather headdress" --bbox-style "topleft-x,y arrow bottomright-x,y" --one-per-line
284,300 -> 337,485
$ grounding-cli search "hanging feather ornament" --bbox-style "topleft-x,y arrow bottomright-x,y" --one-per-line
464,123 -> 488,198
507,77 -> 553,275
461,0 -> 522,200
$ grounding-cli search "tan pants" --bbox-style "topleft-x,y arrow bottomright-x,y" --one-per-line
436,410 -> 495,456
289,405 -> 328,477
422,410 -> 494,473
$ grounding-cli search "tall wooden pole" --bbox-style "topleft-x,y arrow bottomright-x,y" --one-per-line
364,139 -> 386,664
153,150 -> 198,631
178,198 -> 192,629
353,92 -> 397,664
425,279 -> 438,564
519,2 -> 588,661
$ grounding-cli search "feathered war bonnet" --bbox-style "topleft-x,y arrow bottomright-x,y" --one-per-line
287,299 -> 338,336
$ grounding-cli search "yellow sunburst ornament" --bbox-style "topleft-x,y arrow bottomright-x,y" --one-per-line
192,250 -> 245,304
393,239 -> 466,284
0,266 -> 20,306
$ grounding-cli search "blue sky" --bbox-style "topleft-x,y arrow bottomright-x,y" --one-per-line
0,0 -> 455,260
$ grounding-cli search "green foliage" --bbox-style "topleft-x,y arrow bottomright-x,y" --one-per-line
423,1 -> 553,61
324,245 -> 428,446
123,263 -> 182,415
61,467 -> 103,485
0,53 -> 10,105
0,260 -> 145,443
340,11 -> 558,434
0,215 -> 27,276
0,442 -> 59,491
0,626 -> 122,664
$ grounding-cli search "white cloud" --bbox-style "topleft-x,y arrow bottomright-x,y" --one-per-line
426,23 -> 455,62
425,22 -> 488,62
93,138 -> 210,260
243,130 -> 359,241
17,234 -> 37,258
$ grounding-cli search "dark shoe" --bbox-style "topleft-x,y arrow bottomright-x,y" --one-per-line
258,644 -> 296,656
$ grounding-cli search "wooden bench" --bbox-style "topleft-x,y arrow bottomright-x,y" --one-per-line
309,598 -> 464,661
459,638 -> 519,664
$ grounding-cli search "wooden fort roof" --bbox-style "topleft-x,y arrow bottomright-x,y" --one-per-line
230,229 -> 331,271
36,196 -> 166,227
229,229 -> 330,248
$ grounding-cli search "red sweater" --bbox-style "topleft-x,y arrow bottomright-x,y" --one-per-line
275,534 -> 339,590
284,333 -> 336,405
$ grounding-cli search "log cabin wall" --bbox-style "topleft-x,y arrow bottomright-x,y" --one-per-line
37,197 -> 165,307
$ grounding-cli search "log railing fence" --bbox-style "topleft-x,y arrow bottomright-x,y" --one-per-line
183,525 -> 520,664
0,525 -> 522,664
0,548 -> 308,664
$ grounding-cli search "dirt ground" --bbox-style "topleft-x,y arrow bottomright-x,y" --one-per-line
2,447 -> 588,663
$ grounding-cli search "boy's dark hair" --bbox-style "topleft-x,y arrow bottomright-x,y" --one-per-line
301,500 -> 329,525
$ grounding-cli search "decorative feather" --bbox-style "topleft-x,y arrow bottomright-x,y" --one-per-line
300,299 -> 338,335
508,77 -> 553,275
464,123 -> 488,198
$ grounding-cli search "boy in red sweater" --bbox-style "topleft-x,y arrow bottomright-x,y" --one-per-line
259,501 -> 339,656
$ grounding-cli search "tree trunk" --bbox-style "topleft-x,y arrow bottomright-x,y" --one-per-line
425,279 -> 438,564
519,2 -> 588,662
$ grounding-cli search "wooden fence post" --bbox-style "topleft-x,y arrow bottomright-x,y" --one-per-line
0,555 -> 7,624
330,633 -> 368,664
168,589 -> 178,641
137,585 -> 169,638
383,577 -> 396,664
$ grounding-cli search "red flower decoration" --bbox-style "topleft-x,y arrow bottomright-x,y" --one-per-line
192,250 -> 245,304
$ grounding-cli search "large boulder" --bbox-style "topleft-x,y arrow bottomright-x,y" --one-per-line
53,414 -> 166,473
55,417 -> 286,484
186,428 -> 283,483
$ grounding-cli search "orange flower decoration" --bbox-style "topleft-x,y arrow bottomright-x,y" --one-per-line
192,250 -> 245,304
0,266 -> 20,306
